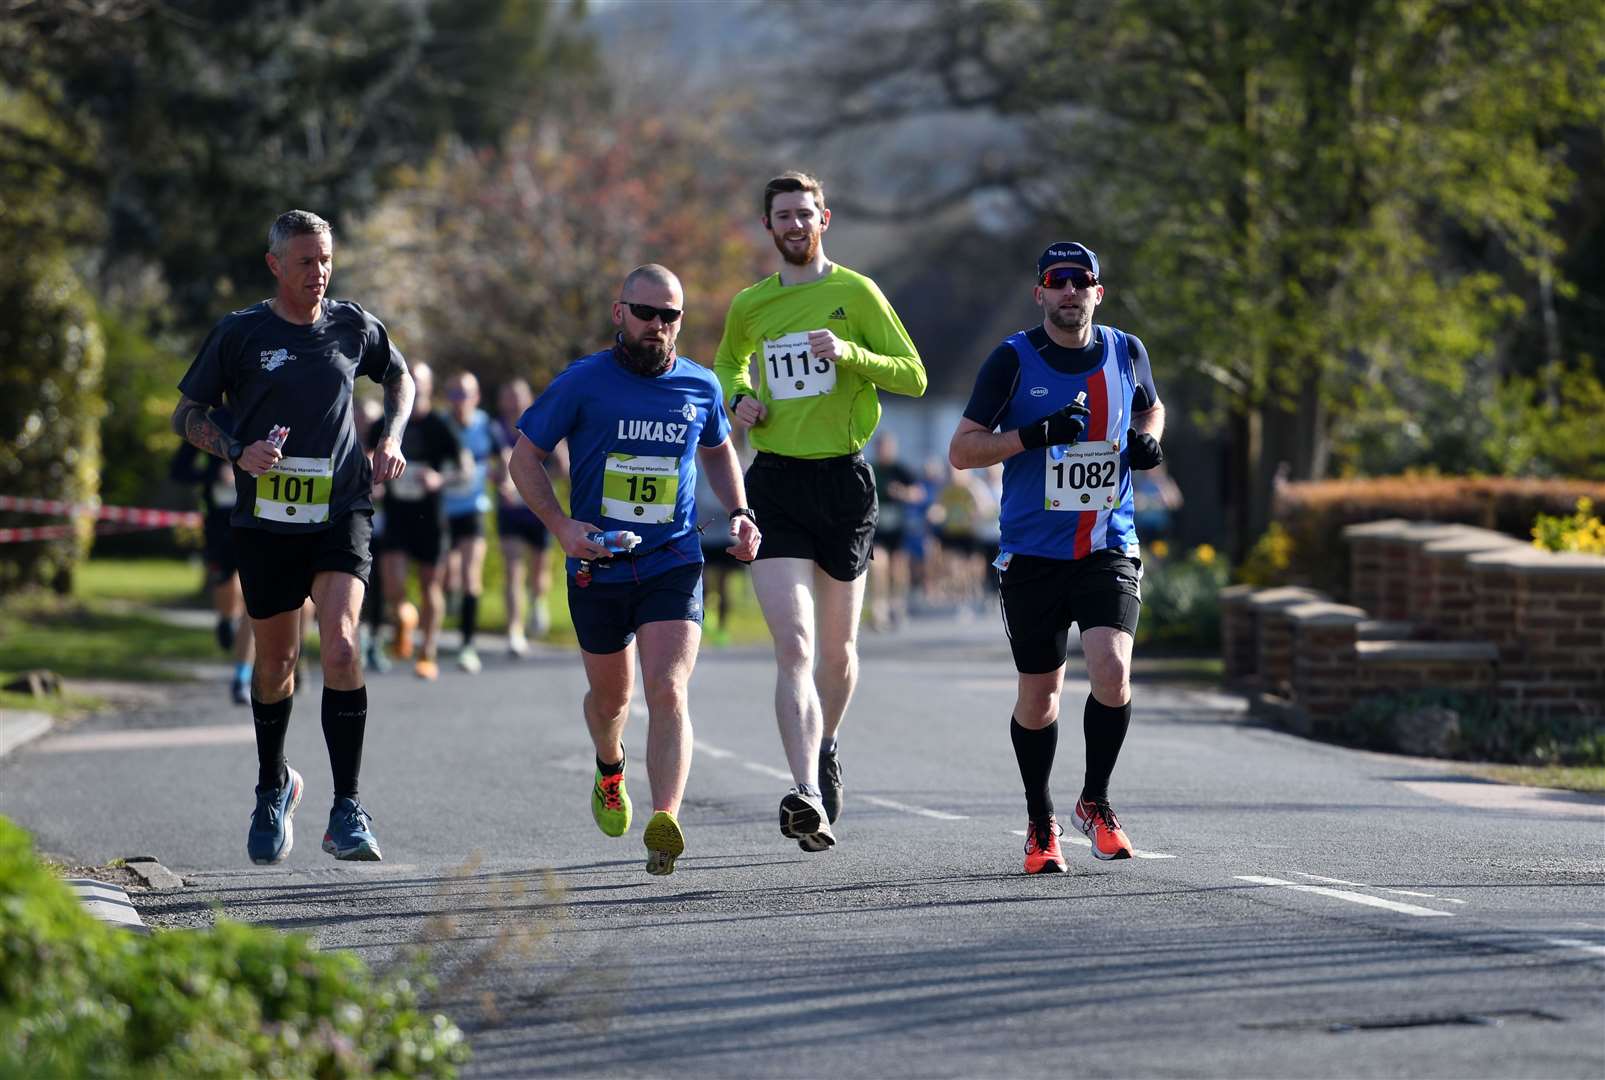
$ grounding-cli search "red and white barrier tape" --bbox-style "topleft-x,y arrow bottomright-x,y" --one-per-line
0,493 -> 203,542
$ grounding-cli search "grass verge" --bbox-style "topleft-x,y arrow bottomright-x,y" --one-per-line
1456,763 -> 1605,795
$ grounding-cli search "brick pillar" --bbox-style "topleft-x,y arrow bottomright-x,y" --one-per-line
1252,587 -> 1330,698
1287,603 -> 1367,720
1220,584 -> 1260,685
1343,519 -> 1409,616
1417,530 -> 1524,641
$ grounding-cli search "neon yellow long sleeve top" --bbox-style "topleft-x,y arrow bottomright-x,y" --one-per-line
713,264 -> 925,459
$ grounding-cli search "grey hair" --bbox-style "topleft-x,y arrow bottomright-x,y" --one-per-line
268,210 -> 333,258
620,263 -> 681,298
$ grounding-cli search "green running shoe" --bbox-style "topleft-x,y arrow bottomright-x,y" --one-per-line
643,810 -> 685,876
591,764 -> 631,837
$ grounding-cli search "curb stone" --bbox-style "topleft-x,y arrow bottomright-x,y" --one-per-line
0,709 -> 52,758
65,878 -> 149,934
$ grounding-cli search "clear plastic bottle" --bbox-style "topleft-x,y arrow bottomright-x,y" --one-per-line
587,530 -> 642,554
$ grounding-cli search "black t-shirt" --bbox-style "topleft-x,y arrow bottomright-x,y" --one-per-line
962,324 -> 1160,430
177,299 -> 400,532
369,410 -> 462,520
873,458 -> 920,533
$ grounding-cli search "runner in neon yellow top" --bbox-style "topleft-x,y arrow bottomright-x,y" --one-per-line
714,265 -> 924,458
713,171 -> 926,855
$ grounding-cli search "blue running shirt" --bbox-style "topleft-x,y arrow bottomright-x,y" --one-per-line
995,326 -> 1140,560
517,348 -> 730,583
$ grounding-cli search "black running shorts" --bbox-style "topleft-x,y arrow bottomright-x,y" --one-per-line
383,501 -> 447,565
567,561 -> 704,655
997,550 -> 1142,674
234,511 -> 373,620
202,509 -> 239,585
447,511 -> 484,545
745,451 -> 877,582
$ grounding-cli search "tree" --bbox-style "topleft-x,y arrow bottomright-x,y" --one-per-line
342,105 -> 770,393
791,0 -> 1605,554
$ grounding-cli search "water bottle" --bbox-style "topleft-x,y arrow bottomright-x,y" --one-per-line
586,530 -> 642,554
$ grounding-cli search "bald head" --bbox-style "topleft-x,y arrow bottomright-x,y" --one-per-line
620,263 -> 682,300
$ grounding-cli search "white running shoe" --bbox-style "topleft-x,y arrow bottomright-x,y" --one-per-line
457,645 -> 482,674
507,626 -> 529,657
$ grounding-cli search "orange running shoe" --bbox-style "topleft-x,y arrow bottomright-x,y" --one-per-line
1023,814 -> 1067,874
392,601 -> 419,660
413,656 -> 439,681
1072,796 -> 1133,861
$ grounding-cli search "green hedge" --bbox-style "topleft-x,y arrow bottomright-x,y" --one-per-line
0,817 -> 468,1078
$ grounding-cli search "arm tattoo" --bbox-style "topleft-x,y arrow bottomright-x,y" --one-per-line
172,397 -> 233,460
380,362 -> 414,442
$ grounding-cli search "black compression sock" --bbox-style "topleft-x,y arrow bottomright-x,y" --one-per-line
1082,694 -> 1133,803
461,593 -> 480,647
251,695 -> 292,791
597,750 -> 625,776
322,686 -> 368,800
1009,716 -> 1057,820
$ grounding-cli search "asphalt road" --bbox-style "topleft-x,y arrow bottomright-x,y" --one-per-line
4,614 -> 1604,1079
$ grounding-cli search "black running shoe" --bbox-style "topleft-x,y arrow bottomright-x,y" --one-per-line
819,746 -> 844,824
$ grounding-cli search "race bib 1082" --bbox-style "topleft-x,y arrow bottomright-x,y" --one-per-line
1044,440 -> 1119,512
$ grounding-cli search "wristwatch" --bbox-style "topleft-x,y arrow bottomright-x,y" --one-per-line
729,507 -> 758,526
729,393 -> 749,412
227,439 -> 245,464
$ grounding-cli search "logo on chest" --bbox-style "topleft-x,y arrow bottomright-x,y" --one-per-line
260,348 -> 293,372
617,418 -> 690,445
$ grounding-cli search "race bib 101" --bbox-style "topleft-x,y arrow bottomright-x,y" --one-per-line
602,453 -> 677,524
255,455 -> 334,524
1044,440 -> 1119,511
762,331 -> 836,400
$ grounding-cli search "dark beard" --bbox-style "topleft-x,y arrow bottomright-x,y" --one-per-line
773,230 -> 819,266
1048,305 -> 1090,333
616,334 -> 673,377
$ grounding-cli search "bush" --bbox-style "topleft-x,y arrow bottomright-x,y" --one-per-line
1333,690 -> 1605,765
0,816 -> 469,1078
1531,497 -> 1605,554
0,254 -> 106,595
1256,475 -> 1605,594
1137,542 -> 1229,649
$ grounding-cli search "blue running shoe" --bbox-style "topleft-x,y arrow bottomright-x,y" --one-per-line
247,765 -> 304,865
322,797 -> 383,861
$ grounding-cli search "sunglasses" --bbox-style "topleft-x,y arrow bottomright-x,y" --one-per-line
620,301 -> 682,324
1040,267 -> 1099,291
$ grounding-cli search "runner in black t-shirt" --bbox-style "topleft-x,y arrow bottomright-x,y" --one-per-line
368,361 -> 468,680
173,209 -> 415,867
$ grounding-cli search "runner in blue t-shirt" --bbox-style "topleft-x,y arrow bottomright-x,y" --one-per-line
948,242 -> 1167,874
508,264 -> 761,876
442,371 -> 508,675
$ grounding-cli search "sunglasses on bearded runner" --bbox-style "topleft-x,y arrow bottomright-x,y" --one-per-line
620,301 -> 683,324
1040,267 -> 1099,291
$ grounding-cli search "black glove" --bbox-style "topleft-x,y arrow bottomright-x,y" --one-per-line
1127,429 -> 1164,470
1018,398 -> 1091,450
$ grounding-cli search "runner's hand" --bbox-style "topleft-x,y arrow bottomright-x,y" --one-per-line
373,437 -> 406,482
1127,429 -> 1164,470
806,328 -> 844,363
557,519 -> 611,560
728,515 -> 761,562
730,393 -> 767,427
238,440 -> 282,478
1018,399 -> 1091,450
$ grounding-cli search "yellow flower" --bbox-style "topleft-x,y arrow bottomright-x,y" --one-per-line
1192,543 -> 1217,566
1149,539 -> 1170,559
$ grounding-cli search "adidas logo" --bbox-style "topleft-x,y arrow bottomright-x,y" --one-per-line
828,307 -> 847,321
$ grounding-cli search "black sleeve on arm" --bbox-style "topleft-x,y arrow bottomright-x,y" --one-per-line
357,309 -> 400,383
961,344 -> 1024,431
177,322 -> 230,406
1128,334 -> 1161,413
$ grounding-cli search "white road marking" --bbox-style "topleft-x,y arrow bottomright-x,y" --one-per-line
1291,871 -> 1468,904
1008,829 -> 1175,859
693,740 -> 736,759
741,761 -> 794,781
863,796 -> 967,821
1543,937 -> 1605,959
33,724 -> 255,753
1236,875 -> 1453,917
